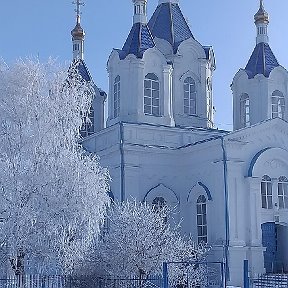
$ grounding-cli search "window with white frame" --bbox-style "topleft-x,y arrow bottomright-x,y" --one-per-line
80,106 -> 94,138
113,75 -> 120,118
240,93 -> 250,127
271,90 -> 285,119
144,73 -> 160,116
278,176 -> 288,209
196,195 -> 207,244
261,175 -> 273,209
184,77 -> 196,115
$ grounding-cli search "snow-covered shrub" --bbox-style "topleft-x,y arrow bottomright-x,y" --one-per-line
89,200 -> 208,287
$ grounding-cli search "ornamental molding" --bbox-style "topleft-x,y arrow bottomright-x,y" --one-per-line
226,121 -> 288,143
263,159 -> 287,170
143,183 -> 179,204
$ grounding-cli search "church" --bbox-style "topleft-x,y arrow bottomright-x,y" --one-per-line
72,0 -> 288,286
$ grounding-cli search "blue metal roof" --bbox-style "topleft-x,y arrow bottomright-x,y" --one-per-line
75,59 -> 92,82
148,3 -> 194,53
119,23 -> 155,60
245,42 -> 279,79
74,59 -> 106,96
203,46 -> 212,60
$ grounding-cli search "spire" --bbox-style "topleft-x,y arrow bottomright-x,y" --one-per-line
133,0 -> 147,24
244,0 -> 279,79
148,0 -> 194,53
254,0 -> 269,44
71,0 -> 85,60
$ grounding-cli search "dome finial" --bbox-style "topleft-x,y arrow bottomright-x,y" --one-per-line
71,0 -> 85,60
254,0 -> 269,44
254,0 -> 269,25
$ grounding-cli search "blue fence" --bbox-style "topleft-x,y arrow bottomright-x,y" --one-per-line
250,274 -> 288,288
0,261 -> 226,288
0,275 -> 66,288
243,260 -> 288,288
163,261 -> 226,288
0,275 -> 163,288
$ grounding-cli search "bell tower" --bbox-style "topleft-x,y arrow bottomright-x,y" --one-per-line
231,0 -> 288,131
71,0 -> 106,135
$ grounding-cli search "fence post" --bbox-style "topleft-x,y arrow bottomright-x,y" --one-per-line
220,261 -> 225,288
163,262 -> 168,288
244,260 -> 249,288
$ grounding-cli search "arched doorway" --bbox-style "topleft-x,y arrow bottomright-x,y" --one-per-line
262,222 -> 288,273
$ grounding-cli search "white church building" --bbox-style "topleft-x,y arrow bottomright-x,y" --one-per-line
73,0 -> 288,286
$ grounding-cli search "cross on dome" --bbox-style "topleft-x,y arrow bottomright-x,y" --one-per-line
73,0 -> 85,24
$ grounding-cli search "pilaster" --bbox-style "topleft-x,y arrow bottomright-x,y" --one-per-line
247,176 -> 262,246
163,64 -> 175,126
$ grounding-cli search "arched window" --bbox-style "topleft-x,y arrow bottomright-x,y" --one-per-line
271,90 -> 285,119
144,73 -> 160,116
152,197 -> 167,222
261,175 -> 273,209
240,93 -> 250,127
278,176 -> 288,209
184,77 -> 196,115
196,195 -> 207,244
80,106 -> 94,137
113,75 -> 120,118
152,197 -> 166,211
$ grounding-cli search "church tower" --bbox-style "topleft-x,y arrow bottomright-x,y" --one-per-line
231,0 -> 288,131
148,0 -> 216,128
107,0 -> 175,127
106,0 -> 216,129
71,0 -> 106,136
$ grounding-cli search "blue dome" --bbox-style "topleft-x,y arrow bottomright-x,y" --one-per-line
118,23 -> 155,60
245,42 -> 279,79
148,2 -> 194,53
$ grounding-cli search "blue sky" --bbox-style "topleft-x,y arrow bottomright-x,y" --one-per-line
1,0 -> 288,130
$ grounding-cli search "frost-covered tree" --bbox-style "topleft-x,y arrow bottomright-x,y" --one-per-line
91,201 -> 207,286
0,58 -> 110,276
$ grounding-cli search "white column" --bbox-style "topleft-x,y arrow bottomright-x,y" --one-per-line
163,64 -> 175,126
248,177 -> 262,246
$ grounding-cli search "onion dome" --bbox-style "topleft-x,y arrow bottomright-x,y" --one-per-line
71,17 -> 85,41
254,0 -> 269,25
